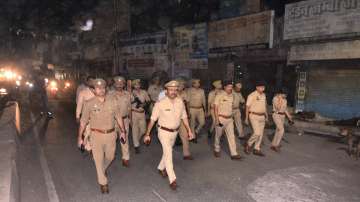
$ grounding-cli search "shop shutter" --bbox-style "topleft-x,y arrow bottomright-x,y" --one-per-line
305,68 -> 360,119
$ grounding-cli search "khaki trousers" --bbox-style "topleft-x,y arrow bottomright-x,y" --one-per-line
233,109 -> 244,137
157,129 -> 178,183
247,114 -> 266,150
178,122 -> 191,156
131,111 -> 146,147
190,108 -> 205,135
209,108 -> 216,133
272,114 -> 285,147
90,132 -> 117,185
214,117 -> 238,156
118,118 -> 130,160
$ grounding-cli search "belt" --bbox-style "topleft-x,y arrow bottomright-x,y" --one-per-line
190,106 -> 203,109
219,114 -> 232,119
90,128 -> 115,134
132,109 -> 145,113
273,111 -> 286,115
250,112 -> 266,116
122,115 -> 129,119
233,107 -> 240,110
158,125 -> 179,133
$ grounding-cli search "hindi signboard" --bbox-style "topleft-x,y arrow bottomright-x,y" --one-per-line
208,10 -> 274,55
284,0 -> 360,40
174,23 -> 208,69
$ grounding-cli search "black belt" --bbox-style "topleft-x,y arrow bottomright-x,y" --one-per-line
158,125 -> 179,133
123,115 -> 129,119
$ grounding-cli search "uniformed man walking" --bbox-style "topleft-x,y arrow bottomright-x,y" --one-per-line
177,79 -> 193,160
108,76 -> 132,167
148,77 -> 163,111
143,80 -> 194,190
76,76 -> 95,123
208,80 -> 223,138
131,79 -> 151,154
271,88 -> 293,152
187,79 -> 206,142
78,79 -> 126,194
244,80 -> 268,156
233,81 -> 246,139
213,81 -> 242,160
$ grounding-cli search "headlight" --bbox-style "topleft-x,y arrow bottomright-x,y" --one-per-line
0,88 -> 7,95
15,80 -> 21,86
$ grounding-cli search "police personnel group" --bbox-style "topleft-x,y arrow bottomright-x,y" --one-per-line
76,76 -> 293,193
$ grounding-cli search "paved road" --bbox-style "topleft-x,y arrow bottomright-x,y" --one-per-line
17,100 -> 360,202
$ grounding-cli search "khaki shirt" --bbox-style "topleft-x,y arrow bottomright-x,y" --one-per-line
108,90 -> 131,117
246,91 -> 267,113
208,89 -> 223,109
178,90 -> 189,103
148,84 -> 162,102
81,95 -> 121,130
132,89 -> 150,110
272,95 -> 287,113
76,87 -> 95,119
214,91 -> 234,116
187,87 -> 206,108
233,91 -> 245,109
151,96 -> 187,129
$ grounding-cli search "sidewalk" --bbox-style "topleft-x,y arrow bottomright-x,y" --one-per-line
0,102 -> 20,202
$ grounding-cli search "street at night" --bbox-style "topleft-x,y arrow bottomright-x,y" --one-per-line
1,0 -> 360,201
13,99 -> 360,202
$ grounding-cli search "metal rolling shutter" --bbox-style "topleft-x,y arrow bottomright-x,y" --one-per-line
305,68 -> 360,119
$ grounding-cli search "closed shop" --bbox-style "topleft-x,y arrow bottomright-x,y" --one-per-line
304,62 -> 360,119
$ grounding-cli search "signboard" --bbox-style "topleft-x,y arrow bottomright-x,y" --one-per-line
284,0 -> 360,40
120,32 -> 168,69
296,71 -> 307,112
208,10 -> 274,55
289,40 -> 360,61
174,23 -> 208,69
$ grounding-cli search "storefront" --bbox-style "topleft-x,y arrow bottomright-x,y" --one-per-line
285,0 -> 360,119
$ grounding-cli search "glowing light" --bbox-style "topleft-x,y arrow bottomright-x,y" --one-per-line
65,82 -> 71,88
50,80 -> 57,88
45,78 -> 49,83
17,75 -> 22,80
0,88 -> 7,95
29,83 -> 33,88
80,19 -> 93,31
16,80 -> 21,86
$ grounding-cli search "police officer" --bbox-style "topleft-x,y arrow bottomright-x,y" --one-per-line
131,79 -> 151,154
177,79 -> 193,160
233,81 -> 246,139
187,79 -> 206,142
207,80 -> 223,137
108,76 -> 131,167
244,80 -> 268,157
148,77 -> 163,111
143,80 -> 194,190
78,78 -> 126,194
213,80 -> 242,160
271,88 -> 293,152
76,76 -> 95,123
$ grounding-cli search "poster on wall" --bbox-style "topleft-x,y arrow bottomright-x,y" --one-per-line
174,23 -> 208,69
120,32 -> 168,71
208,10 -> 274,55
295,71 -> 307,112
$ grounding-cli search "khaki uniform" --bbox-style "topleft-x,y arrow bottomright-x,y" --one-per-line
109,90 -> 131,161
151,96 -> 188,183
233,91 -> 245,137
148,84 -> 162,111
187,87 -> 206,135
81,95 -> 121,185
131,89 -> 150,147
76,87 -> 95,151
272,95 -> 287,147
178,90 -> 191,157
208,89 -> 223,133
213,91 -> 238,155
246,91 -> 267,150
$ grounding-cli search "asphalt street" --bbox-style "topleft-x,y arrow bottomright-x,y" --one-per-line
16,100 -> 360,202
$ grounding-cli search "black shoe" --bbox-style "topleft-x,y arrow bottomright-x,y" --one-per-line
253,150 -> 265,157
191,138 -> 198,144
100,184 -> 109,194
135,147 -> 140,154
